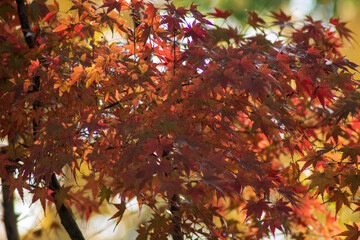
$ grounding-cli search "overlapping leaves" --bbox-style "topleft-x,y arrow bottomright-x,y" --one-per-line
0,0 -> 359,239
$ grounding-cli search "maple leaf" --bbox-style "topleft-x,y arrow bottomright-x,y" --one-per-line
98,185 -> 112,205
300,78 -> 315,97
307,170 -> 338,197
263,217 -> 284,235
339,145 -> 360,163
247,11 -> 265,30
74,24 -> 85,38
244,199 -> 270,219
352,201 -> 360,213
335,223 -> 360,240
314,85 -> 332,108
85,67 -> 102,88
190,3 -> 212,25
201,175 -> 225,197
209,227 -> 226,240
52,185 -> 74,210
332,92 -> 360,123
273,199 -> 293,217
184,22 -> 208,43
277,185 -> 300,207
99,0 -> 127,14
0,153 -> 18,178
166,2 -> 188,19
300,150 -> 326,172
341,169 -> 360,195
6,175 -> 27,200
270,10 -> 292,29
31,187 -> 54,211
42,11 -> 57,24
69,65 -> 84,86
326,190 -> 351,215
143,3 -> 157,25
109,201 -> 126,228
28,60 -> 41,76
241,72 -> 271,99
330,17 -> 353,41
208,8 -> 232,19
53,23 -> 69,32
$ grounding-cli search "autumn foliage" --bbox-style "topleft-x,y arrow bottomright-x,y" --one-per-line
1,0 -> 360,239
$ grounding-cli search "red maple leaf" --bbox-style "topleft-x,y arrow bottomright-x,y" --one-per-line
208,8 -> 232,19
99,0 -> 128,13
247,11 -> 265,29
336,223 -> 360,240
244,199 -> 270,219
330,17 -> 353,41
31,187 -> 54,211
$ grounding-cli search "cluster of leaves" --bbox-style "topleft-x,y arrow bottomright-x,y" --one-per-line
1,0 -> 360,239
175,0 -> 343,22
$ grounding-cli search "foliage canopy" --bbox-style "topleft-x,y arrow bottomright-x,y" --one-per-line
1,0 -> 360,239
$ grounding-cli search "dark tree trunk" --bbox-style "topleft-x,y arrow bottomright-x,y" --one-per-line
15,0 -> 35,48
14,1 -> 86,240
49,174 -> 85,240
2,181 -> 20,240
170,194 -> 183,240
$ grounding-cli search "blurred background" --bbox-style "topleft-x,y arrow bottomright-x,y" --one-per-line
172,0 -> 360,71
2,0 -> 360,239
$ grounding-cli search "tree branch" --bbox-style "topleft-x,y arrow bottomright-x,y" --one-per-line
0,3 -> 29,237
15,0 -> 35,48
14,1 -> 85,239
170,194 -> 183,240
2,181 -> 20,240
49,174 -> 85,240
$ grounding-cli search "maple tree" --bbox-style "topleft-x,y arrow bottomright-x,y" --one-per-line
1,0 -> 360,239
